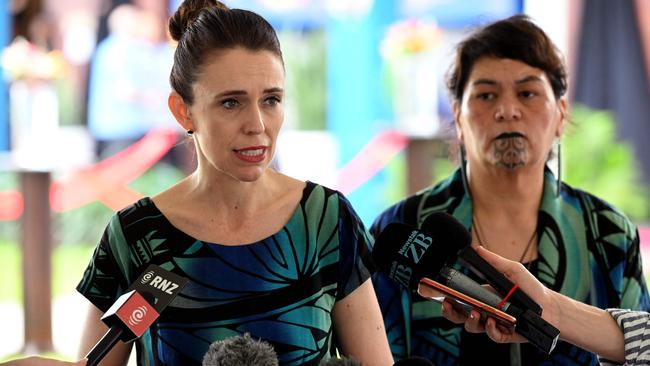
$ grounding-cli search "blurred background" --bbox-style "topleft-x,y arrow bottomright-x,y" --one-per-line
1,0 -> 650,362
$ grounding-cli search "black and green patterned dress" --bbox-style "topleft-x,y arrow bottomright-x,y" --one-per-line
77,182 -> 373,365
371,168 -> 650,365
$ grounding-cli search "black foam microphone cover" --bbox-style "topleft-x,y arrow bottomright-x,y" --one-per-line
392,356 -> 434,365
372,212 -> 471,290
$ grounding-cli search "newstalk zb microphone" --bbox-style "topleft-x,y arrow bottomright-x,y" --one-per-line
372,212 -> 559,354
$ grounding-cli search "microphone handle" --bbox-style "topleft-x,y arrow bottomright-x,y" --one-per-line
86,326 -> 124,366
458,246 -> 541,314
440,267 -> 510,311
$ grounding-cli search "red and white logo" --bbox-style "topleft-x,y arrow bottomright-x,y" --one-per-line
128,306 -> 148,326
116,291 -> 160,337
140,271 -> 155,284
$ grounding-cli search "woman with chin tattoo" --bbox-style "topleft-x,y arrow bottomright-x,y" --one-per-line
369,15 -> 650,366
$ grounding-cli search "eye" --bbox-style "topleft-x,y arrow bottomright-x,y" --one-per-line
519,90 -> 537,98
476,92 -> 496,101
221,98 -> 239,109
264,95 -> 282,106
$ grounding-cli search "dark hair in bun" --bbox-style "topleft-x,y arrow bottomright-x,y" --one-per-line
169,0 -> 283,103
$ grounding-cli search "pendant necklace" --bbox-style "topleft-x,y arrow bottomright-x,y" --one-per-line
471,215 -> 537,269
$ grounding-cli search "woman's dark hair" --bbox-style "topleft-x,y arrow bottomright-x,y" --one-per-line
168,0 -> 283,104
446,14 -> 567,103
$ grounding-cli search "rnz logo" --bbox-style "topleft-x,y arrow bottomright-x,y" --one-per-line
140,270 -> 180,295
128,306 -> 148,326
140,271 -> 155,285
149,276 -> 180,295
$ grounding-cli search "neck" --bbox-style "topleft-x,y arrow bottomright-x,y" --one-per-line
467,161 -> 545,218
186,168 -> 281,216
466,161 -> 544,262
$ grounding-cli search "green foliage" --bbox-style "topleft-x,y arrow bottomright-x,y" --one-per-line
53,162 -> 184,245
53,201 -> 113,246
562,105 -> 649,221
0,173 -> 19,242
0,241 -> 97,302
383,152 -> 407,206
432,155 -> 456,183
128,161 -> 185,198
279,30 -> 327,130
0,241 -> 21,302
52,244 -> 96,296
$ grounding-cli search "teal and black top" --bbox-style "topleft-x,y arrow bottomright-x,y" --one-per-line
77,182 -> 374,366
371,168 -> 650,365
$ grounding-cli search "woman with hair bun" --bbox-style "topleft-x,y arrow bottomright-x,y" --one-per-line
73,1 -> 393,365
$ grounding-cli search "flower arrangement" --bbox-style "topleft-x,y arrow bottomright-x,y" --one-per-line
381,19 -> 444,137
1,37 -> 66,81
380,19 -> 442,59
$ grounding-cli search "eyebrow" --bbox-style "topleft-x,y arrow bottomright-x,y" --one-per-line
515,75 -> 544,84
471,75 -> 544,86
215,87 -> 284,98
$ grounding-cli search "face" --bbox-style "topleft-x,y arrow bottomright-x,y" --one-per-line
454,57 -> 566,173
170,48 -> 285,182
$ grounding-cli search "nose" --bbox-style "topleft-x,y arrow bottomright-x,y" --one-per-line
494,97 -> 522,121
244,105 -> 265,134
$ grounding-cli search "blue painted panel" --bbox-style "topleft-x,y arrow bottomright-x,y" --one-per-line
0,3 -> 10,151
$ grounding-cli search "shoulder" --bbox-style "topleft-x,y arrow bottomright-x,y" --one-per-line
105,197 -> 166,245
115,196 -> 160,223
370,169 -> 465,235
301,181 -> 356,215
561,182 -> 637,236
370,193 -> 423,235
297,182 -> 369,235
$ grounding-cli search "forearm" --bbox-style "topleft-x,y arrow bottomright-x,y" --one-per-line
332,280 -> 394,365
78,303 -> 132,366
551,292 -> 624,363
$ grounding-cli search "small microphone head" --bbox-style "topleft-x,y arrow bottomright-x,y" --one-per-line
202,333 -> 279,366
372,213 -> 471,290
392,356 -> 435,365
319,357 -> 362,366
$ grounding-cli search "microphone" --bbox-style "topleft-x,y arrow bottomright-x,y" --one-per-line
372,213 -> 559,354
392,357 -> 434,365
439,266 -> 512,312
319,357 -> 362,366
202,333 -> 279,366
419,213 -> 543,314
85,264 -> 189,366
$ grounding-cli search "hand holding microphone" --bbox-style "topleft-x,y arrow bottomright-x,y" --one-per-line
371,212 -> 559,354
441,245 -> 558,343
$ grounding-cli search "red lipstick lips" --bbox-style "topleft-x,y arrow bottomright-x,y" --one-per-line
234,146 -> 266,163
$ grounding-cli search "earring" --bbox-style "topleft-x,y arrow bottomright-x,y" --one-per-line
186,129 -> 194,136
459,144 -> 471,196
556,142 -> 562,197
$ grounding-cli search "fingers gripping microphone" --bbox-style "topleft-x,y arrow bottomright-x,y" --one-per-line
372,213 -> 559,354
85,264 -> 189,366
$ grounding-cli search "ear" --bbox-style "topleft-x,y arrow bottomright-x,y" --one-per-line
168,91 -> 195,132
555,97 -> 568,137
452,101 -> 463,141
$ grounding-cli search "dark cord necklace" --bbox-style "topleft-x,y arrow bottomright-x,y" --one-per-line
471,215 -> 537,268
471,214 -> 536,366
